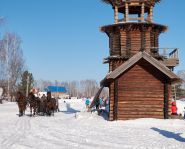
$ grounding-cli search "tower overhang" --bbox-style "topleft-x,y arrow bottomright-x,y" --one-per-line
101,22 -> 167,35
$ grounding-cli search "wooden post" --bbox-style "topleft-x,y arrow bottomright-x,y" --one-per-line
113,79 -> 118,120
164,82 -> 169,119
114,6 -> 118,24
125,3 -> 129,22
149,6 -> 153,22
141,3 -> 145,22
138,14 -> 141,22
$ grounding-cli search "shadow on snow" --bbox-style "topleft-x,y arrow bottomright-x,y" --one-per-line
60,103 -> 80,114
151,127 -> 185,142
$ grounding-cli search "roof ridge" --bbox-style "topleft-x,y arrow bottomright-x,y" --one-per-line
103,51 -> 180,85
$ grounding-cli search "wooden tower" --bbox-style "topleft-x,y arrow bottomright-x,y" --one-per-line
98,0 -> 180,120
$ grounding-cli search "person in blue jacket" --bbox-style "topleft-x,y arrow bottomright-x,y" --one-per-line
85,97 -> 90,108
99,97 -> 104,108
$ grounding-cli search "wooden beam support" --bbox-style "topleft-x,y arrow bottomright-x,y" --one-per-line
125,3 -> 129,22
149,6 -> 153,22
138,14 -> 141,23
164,81 -> 169,119
141,3 -> 145,22
114,6 -> 118,24
113,79 -> 118,120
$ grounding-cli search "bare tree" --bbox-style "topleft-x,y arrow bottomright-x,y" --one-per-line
0,32 -> 25,100
0,39 -> 6,81
80,80 -> 99,97
178,70 -> 185,89
0,17 -> 6,82
34,79 -> 53,91
60,81 -> 78,97
176,70 -> 185,99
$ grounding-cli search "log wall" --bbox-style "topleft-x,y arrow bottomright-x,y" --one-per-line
109,82 -> 115,121
108,59 -> 171,120
145,31 -> 151,53
130,30 -> 141,54
120,29 -> 127,55
112,32 -> 121,56
110,29 -> 160,57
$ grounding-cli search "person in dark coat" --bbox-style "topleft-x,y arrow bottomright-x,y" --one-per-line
40,94 -> 47,115
94,98 -> 100,110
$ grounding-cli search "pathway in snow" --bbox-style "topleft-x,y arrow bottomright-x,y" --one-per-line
0,99 -> 185,149
1,117 -> 31,149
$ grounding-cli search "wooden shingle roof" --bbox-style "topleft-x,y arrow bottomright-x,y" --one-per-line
101,51 -> 180,86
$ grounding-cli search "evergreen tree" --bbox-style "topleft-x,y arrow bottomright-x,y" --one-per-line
18,70 -> 34,96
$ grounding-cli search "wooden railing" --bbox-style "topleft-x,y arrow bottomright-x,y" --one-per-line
149,47 -> 179,59
118,17 -> 148,23
169,48 -> 178,59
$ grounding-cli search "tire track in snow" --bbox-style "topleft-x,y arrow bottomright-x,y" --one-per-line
1,117 -> 31,149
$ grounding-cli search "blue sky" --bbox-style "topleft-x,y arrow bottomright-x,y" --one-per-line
0,0 -> 184,82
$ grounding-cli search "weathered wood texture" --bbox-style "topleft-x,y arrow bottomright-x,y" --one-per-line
102,0 -> 161,17
109,28 -> 160,57
109,59 -> 171,120
109,82 -> 115,121
109,60 -> 125,72
168,83 -> 172,115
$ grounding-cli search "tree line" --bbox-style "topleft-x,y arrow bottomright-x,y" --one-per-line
34,79 -> 109,99
176,71 -> 185,99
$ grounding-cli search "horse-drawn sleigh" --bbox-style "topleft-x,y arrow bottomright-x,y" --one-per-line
16,91 -> 59,117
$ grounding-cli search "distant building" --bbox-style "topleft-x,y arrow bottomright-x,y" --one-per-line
45,86 -> 69,99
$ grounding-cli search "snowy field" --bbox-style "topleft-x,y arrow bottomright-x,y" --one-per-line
0,99 -> 185,149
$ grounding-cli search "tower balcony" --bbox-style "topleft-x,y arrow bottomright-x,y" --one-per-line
103,47 -> 179,70
148,47 -> 179,68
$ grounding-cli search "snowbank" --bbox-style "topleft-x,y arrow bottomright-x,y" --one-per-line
176,99 -> 185,116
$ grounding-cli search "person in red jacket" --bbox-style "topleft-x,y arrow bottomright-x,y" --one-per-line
171,101 -> 178,115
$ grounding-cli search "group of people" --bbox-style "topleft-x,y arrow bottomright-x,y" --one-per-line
34,93 -> 59,116
85,97 -> 109,112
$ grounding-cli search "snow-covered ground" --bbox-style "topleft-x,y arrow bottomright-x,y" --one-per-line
176,99 -> 185,116
0,99 -> 185,149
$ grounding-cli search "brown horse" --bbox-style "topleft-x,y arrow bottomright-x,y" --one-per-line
28,92 -> 38,116
46,92 -> 56,116
16,91 -> 27,117
54,98 -> 59,112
